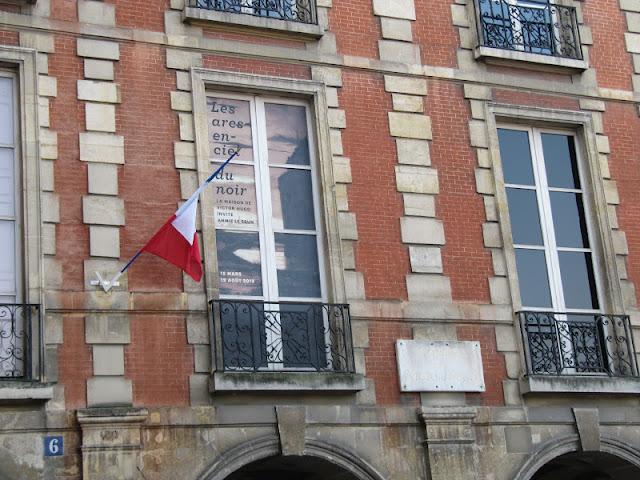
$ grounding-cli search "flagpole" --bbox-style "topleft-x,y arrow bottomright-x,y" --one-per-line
96,150 -> 240,292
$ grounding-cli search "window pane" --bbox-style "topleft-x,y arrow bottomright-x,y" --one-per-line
506,188 -> 543,246
559,251 -> 599,310
265,103 -> 310,166
275,233 -> 321,298
0,77 -> 13,146
270,168 -> 315,231
0,148 -> 14,217
542,133 -> 580,189
213,163 -> 259,230
216,230 -> 263,297
0,220 -> 15,296
550,191 -> 589,248
515,249 -> 552,308
498,129 -> 535,185
207,97 -> 254,163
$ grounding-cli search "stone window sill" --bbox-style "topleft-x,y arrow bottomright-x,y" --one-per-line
210,372 -> 366,393
183,7 -> 324,38
475,46 -> 588,73
520,375 -> 640,395
0,382 -> 54,402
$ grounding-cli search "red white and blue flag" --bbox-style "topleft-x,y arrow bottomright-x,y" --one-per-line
100,152 -> 238,290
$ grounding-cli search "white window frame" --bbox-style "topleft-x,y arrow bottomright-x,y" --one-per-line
499,124 -> 603,316
0,70 -> 22,304
209,91 -> 328,305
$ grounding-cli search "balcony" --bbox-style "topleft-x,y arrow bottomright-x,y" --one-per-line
0,304 -> 43,382
183,0 -> 324,38
474,0 -> 585,70
209,300 -> 364,392
519,311 -> 640,394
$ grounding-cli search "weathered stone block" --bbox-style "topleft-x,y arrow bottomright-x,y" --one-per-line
379,40 -> 420,63
83,195 -> 125,226
80,132 -> 125,164
78,1 -> 116,26
495,325 -> 517,352
406,274 -> 452,302
77,80 -> 121,103
373,0 -> 416,20
85,103 -> 116,132
400,217 -> 445,245
339,212 -> 358,240
380,17 -> 413,41
93,345 -> 125,376
89,225 -> 120,258
311,66 -> 342,87
403,193 -> 436,217
388,112 -> 432,139
87,377 -> 132,406
409,246 -> 443,273
84,59 -> 115,81
166,49 -> 203,70
88,163 -> 118,195
384,75 -> 427,95
396,138 -> 430,165
396,165 -> 439,194
392,93 -> 424,113
86,315 -> 131,344
170,91 -> 193,112
77,38 -> 120,61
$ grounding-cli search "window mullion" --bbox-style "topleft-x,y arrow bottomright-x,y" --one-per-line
532,128 -> 565,312
254,97 -> 279,302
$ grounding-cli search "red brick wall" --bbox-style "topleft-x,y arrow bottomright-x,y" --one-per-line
118,43 -> 184,291
329,0 -> 380,58
113,0 -> 169,32
428,79 -> 492,302
605,101 -> 640,307
365,321 -> 419,405
203,55 -> 311,79
341,70 -> 409,300
582,0 -> 633,91
51,0 -> 77,22
414,0 -> 459,68
49,35 -> 88,291
57,316 -> 92,408
125,316 -> 193,406
0,29 -> 18,45
457,324 -> 505,406
493,88 -> 580,111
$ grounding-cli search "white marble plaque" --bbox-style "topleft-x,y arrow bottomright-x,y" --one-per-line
396,340 -> 486,392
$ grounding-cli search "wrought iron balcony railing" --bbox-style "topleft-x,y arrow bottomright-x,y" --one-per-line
475,0 -> 582,60
188,0 -> 316,25
519,311 -> 637,377
210,300 -> 355,373
0,304 -> 43,382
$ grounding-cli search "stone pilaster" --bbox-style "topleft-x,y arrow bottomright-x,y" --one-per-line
76,4 -> 132,407
77,407 -> 148,480
420,407 -> 479,480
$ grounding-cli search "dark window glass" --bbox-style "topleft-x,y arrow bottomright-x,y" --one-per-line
515,249 -> 553,308
275,233 -> 321,298
506,188 -> 544,246
216,231 -> 263,297
558,251 -> 599,310
498,128 -> 535,185
550,191 -> 590,248
542,133 -> 580,189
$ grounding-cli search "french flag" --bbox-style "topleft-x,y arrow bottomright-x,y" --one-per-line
137,152 -> 238,282
141,193 -> 203,281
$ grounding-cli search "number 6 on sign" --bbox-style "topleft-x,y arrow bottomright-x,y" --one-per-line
44,436 -> 63,457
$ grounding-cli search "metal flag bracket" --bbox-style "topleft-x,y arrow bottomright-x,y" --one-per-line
90,271 -> 121,293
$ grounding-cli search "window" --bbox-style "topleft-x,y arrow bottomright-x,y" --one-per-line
208,93 -> 325,304
497,126 -> 637,377
188,0 -> 316,24
0,71 -> 19,305
498,126 -> 599,313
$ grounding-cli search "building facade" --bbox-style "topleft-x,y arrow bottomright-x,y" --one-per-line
2,0 -> 640,478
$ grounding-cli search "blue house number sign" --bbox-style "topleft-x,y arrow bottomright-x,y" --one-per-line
44,436 -> 63,457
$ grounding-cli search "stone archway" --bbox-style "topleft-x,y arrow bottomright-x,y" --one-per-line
514,435 -> 640,480
197,436 -> 385,480
530,451 -> 640,480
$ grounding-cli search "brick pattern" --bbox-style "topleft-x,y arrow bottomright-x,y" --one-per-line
330,0 -> 381,58
125,316 -> 193,406
57,317 -> 93,409
457,324 -> 506,406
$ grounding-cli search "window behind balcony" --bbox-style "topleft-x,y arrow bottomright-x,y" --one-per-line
0,72 -> 19,305
189,0 -> 316,24
208,92 -> 331,370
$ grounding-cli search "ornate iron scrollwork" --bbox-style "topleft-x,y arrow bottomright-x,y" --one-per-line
476,0 -> 582,60
0,304 -> 40,380
519,311 -> 637,377
189,0 -> 316,24
211,300 -> 354,373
